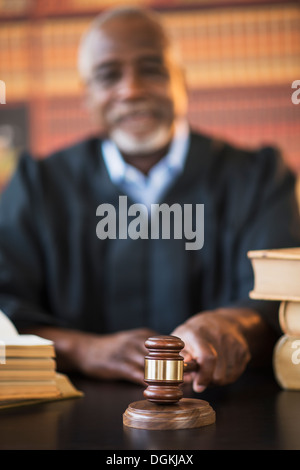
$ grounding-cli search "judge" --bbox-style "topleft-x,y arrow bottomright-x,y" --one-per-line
0,7 -> 299,393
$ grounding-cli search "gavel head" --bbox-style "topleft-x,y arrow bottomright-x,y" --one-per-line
143,335 -> 185,405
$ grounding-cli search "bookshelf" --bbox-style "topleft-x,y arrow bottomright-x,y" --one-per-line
0,0 -> 299,192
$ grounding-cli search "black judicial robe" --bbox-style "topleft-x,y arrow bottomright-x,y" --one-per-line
0,132 -> 300,335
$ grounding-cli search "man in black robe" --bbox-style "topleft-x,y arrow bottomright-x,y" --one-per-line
0,7 -> 299,392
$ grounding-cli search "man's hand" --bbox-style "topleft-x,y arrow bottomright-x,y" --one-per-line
22,307 -> 275,389
74,328 -> 156,385
21,326 -> 156,385
172,309 -> 255,392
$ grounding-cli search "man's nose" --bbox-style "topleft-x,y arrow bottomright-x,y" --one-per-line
116,69 -> 147,100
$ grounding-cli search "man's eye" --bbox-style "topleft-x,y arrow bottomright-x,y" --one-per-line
140,65 -> 168,78
92,70 -> 121,85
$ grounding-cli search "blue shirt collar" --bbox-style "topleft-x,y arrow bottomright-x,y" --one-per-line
101,119 -> 190,206
101,119 -> 190,184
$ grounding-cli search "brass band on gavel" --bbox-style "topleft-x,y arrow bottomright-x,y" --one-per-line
144,358 -> 184,382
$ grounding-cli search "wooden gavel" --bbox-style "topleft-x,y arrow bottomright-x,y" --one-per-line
143,335 -> 199,405
123,334 -> 215,430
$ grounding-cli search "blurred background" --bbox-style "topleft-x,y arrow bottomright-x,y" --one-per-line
0,0 -> 299,200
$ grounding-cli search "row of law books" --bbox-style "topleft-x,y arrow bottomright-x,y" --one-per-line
0,310 -> 82,408
1,3 -> 299,101
248,247 -> 300,390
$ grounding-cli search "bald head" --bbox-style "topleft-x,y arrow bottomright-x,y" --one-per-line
78,7 -> 172,83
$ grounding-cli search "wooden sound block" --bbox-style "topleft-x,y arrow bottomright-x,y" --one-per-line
123,398 -> 216,430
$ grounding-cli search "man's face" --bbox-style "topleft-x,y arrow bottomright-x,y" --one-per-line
83,16 -> 187,155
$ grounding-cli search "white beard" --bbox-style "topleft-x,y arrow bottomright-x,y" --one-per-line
109,125 -> 173,156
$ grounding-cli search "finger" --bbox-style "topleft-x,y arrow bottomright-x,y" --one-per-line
130,348 -> 146,368
212,339 -> 251,386
115,359 -> 145,385
183,371 -> 195,384
172,327 -> 218,392
181,349 -> 193,363
192,340 -> 218,393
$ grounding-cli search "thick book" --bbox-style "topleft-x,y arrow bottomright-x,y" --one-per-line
0,369 -> 56,381
1,357 -> 56,370
0,310 -> 56,362
1,335 -> 56,358
248,248 -> 300,301
0,357 -> 56,380
0,310 -> 83,404
0,379 -> 61,400
0,373 -> 83,409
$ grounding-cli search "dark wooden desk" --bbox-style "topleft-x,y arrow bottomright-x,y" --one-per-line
0,367 -> 300,450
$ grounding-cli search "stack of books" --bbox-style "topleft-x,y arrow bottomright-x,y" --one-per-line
248,247 -> 300,390
0,310 -> 82,407
0,335 -> 60,401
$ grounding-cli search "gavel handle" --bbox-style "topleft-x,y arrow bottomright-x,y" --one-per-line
184,359 -> 199,373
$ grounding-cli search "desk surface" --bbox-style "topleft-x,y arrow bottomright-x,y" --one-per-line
0,367 -> 300,450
